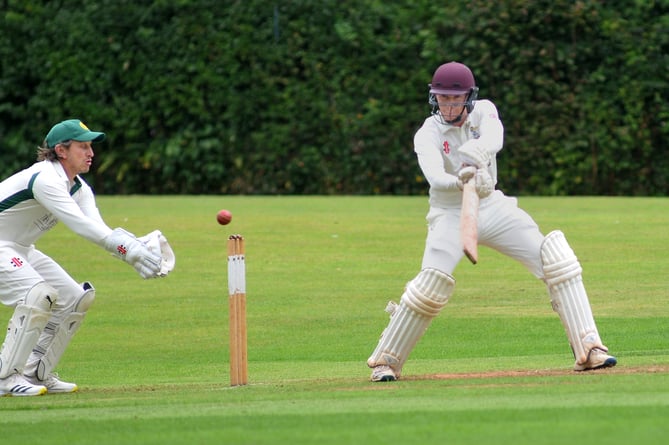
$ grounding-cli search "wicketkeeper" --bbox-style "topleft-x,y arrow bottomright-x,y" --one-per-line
367,62 -> 617,382
0,119 -> 175,396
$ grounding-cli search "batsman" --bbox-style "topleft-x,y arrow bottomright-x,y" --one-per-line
367,62 -> 617,382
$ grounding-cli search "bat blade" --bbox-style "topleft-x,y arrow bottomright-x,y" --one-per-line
461,180 -> 479,264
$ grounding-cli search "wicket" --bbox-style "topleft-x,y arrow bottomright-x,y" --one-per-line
227,234 -> 248,386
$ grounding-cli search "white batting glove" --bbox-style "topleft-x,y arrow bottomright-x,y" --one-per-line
457,167 -> 493,198
458,141 -> 490,168
473,168 -> 494,198
103,228 -> 162,279
456,166 -> 477,190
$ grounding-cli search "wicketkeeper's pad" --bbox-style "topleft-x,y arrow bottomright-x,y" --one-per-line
24,282 -> 95,381
0,282 -> 55,378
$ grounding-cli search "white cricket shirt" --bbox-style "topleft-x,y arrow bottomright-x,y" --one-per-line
414,99 -> 504,208
0,160 -> 112,247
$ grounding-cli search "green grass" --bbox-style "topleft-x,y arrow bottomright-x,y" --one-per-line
1,196 -> 667,444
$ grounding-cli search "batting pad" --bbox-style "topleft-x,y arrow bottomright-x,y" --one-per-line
367,268 -> 455,376
541,230 -> 606,365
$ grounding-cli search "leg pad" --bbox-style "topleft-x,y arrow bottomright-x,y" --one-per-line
541,231 -> 606,365
0,283 -> 57,378
367,269 -> 455,376
25,282 -> 95,381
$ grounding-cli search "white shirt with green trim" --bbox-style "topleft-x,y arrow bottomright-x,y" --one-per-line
0,160 -> 112,248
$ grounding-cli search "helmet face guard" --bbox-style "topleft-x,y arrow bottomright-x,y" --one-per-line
428,87 -> 479,112
428,62 -> 479,124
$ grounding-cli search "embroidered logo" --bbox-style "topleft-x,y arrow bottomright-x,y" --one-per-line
470,127 -> 480,139
116,245 -> 128,256
10,257 -> 23,268
443,140 -> 450,154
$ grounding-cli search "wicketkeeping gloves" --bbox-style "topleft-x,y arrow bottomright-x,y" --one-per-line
138,230 -> 175,277
103,228 -> 163,279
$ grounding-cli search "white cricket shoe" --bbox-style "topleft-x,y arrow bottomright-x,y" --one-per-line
574,347 -> 618,371
370,365 -> 397,382
0,372 -> 47,397
26,373 -> 78,394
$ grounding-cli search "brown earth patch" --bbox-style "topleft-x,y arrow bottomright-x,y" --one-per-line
406,364 -> 669,381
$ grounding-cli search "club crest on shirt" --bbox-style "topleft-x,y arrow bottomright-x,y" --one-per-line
34,214 -> 58,232
443,140 -> 450,154
470,127 -> 480,139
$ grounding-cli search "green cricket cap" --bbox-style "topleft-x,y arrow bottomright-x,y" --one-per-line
46,119 -> 106,148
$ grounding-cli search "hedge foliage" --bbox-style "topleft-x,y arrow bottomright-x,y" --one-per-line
1,0 -> 667,195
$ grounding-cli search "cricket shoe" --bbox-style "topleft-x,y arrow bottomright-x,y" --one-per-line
0,372 -> 47,397
26,373 -> 78,394
574,347 -> 618,371
370,365 -> 397,382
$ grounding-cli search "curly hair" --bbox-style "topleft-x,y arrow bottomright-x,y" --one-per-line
36,140 -> 71,161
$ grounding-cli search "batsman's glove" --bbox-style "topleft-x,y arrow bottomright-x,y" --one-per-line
458,141 -> 491,169
103,228 -> 162,279
457,166 -> 494,198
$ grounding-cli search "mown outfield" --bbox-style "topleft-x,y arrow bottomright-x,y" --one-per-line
1,196 -> 667,444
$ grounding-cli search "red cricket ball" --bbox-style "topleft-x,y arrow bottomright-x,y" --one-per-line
216,209 -> 232,225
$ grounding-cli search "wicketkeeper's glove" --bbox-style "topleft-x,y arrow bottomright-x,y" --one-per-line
138,230 -> 175,277
103,228 -> 162,279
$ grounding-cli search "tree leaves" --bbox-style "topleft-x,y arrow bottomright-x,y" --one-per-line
1,0 -> 666,195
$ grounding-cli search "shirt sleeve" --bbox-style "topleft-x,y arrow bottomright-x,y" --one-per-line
414,125 -> 459,192
458,100 -> 504,157
76,179 -> 111,227
32,173 -> 112,245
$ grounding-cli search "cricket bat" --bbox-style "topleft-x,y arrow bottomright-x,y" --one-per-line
461,179 -> 479,264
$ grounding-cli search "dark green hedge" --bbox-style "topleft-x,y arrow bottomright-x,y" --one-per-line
1,0 -> 667,195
